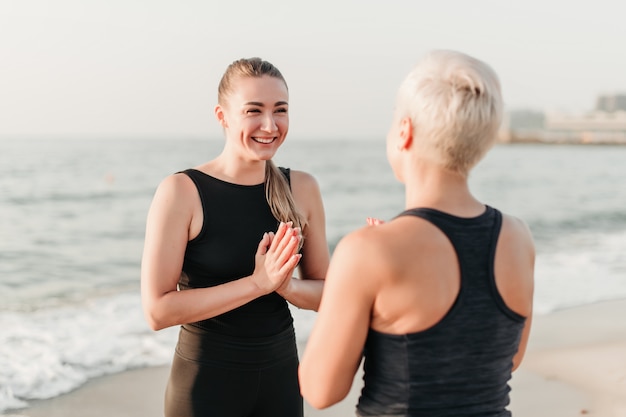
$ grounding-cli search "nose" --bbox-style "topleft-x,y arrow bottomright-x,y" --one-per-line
261,113 -> 278,132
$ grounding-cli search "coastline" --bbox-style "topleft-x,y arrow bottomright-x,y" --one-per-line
7,298 -> 626,417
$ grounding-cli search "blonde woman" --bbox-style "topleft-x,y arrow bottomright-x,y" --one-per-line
300,50 -> 535,417
141,57 -> 329,417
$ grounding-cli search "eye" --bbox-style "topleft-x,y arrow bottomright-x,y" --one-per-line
275,107 -> 288,114
246,108 -> 261,114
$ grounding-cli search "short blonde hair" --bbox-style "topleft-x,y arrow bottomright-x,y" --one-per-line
396,50 -> 503,175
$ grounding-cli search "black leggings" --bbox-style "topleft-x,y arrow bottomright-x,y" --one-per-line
164,325 -> 303,417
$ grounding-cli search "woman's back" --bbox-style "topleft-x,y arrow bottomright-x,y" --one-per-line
357,206 -> 529,417
299,50 -> 535,416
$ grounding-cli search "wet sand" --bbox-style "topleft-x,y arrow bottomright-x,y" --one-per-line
9,298 -> 626,417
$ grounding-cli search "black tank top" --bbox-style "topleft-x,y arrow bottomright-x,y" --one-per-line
178,168 -> 293,338
357,206 -> 526,417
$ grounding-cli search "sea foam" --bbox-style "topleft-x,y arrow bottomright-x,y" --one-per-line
0,292 -> 177,412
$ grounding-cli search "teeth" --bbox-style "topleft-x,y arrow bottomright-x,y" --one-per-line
253,137 -> 274,144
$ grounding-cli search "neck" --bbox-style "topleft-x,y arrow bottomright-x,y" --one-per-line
403,161 -> 484,217
208,151 -> 268,185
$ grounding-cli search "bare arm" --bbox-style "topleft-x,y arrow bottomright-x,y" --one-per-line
140,174 -> 301,331
276,171 -> 330,311
513,314 -> 533,371
497,214 -> 536,371
299,229 -> 378,409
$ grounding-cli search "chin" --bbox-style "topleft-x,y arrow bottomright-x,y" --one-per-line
252,149 -> 279,161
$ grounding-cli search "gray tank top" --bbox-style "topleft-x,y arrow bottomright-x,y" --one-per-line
357,206 -> 526,417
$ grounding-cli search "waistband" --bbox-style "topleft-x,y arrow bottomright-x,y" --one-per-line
175,324 -> 298,370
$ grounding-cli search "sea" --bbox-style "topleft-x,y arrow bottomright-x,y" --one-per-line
1,138 -> 625,413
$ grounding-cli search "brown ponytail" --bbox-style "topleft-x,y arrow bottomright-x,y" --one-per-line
265,160 -> 307,246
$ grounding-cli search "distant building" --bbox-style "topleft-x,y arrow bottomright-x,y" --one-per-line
507,109 -> 545,130
504,94 -> 626,144
499,109 -> 545,143
596,94 -> 626,112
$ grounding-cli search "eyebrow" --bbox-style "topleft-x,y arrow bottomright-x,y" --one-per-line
244,101 -> 289,107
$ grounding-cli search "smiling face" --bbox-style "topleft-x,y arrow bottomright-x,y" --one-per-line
215,75 -> 289,162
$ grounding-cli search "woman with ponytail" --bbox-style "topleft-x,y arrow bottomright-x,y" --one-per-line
141,57 -> 329,417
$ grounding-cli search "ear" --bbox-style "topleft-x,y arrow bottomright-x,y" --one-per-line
398,117 -> 413,150
214,104 -> 228,128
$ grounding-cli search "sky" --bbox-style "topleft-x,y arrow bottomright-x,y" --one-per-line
1,0 -> 625,140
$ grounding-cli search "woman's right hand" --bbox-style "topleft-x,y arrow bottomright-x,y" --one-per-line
366,217 -> 385,226
252,222 -> 302,294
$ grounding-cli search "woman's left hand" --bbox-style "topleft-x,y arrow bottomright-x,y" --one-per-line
251,222 -> 301,294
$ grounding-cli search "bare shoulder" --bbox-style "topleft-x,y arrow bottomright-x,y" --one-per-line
337,224 -> 386,253
501,212 -> 531,232
495,212 -> 535,316
289,169 -> 320,191
339,215 -> 440,253
332,223 -> 398,274
289,170 -> 324,217
154,171 -> 197,201
500,212 -> 535,253
148,172 -> 200,221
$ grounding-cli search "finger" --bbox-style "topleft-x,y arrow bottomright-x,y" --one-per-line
271,225 -> 297,255
269,233 -> 296,267
274,233 -> 300,266
268,222 -> 290,253
255,232 -> 270,256
279,253 -> 302,275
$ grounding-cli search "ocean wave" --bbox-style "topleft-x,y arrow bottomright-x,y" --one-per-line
533,229 -> 626,314
527,209 -> 626,243
0,292 -> 318,413
3,189 -> 153,206
0,292 -> 177,412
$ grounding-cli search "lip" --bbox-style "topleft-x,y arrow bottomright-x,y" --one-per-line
252,137 -> 277,144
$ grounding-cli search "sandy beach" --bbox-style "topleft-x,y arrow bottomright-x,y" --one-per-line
6,298 -> 626,417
